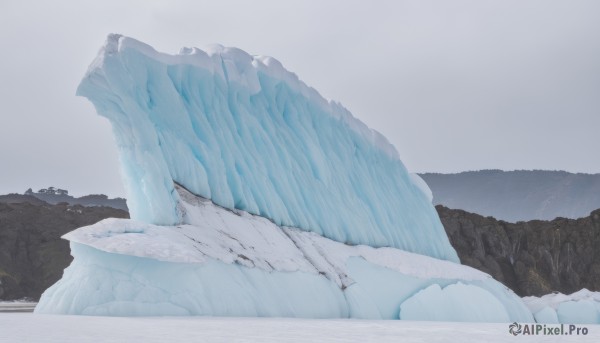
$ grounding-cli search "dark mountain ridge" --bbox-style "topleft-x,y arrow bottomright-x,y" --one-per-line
420,170 -> 600,222
20,187 -> 128,211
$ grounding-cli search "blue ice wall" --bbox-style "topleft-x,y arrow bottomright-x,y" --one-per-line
77,35 -> 458,262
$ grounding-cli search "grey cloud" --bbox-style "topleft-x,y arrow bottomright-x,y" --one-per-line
0,0 -> 598,197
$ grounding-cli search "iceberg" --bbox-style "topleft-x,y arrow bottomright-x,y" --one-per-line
37,35 -> 534,321
523,289 -> 600,324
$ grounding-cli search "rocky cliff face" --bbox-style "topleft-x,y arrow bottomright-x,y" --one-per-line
0,200 -> 128,300
438,205 -> 600,296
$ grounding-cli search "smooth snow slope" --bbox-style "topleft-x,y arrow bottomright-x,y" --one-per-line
36,186 -> 532,322
77,34 -> 457,262
9,315 -> 600,343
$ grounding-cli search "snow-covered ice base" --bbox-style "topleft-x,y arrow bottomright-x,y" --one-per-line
523,289 -> 600,324
36,186 -> 532,322
8,314 -> 600,343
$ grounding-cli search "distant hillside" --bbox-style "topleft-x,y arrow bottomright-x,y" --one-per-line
19,187 -> 128,211
438,205 -> 600,296
419,170 -> 600,222
0,200 -> 128,300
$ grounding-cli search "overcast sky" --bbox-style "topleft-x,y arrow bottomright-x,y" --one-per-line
1,0 -> 599,197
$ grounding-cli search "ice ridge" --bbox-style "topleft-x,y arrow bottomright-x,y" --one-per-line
77,34 -> 457,261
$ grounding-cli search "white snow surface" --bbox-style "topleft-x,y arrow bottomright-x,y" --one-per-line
77,34 -> 457,262
36,186 -> 531,321
4,314 -> 600,343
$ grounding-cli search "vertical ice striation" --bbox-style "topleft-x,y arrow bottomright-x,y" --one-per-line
77,35 -> 457,262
